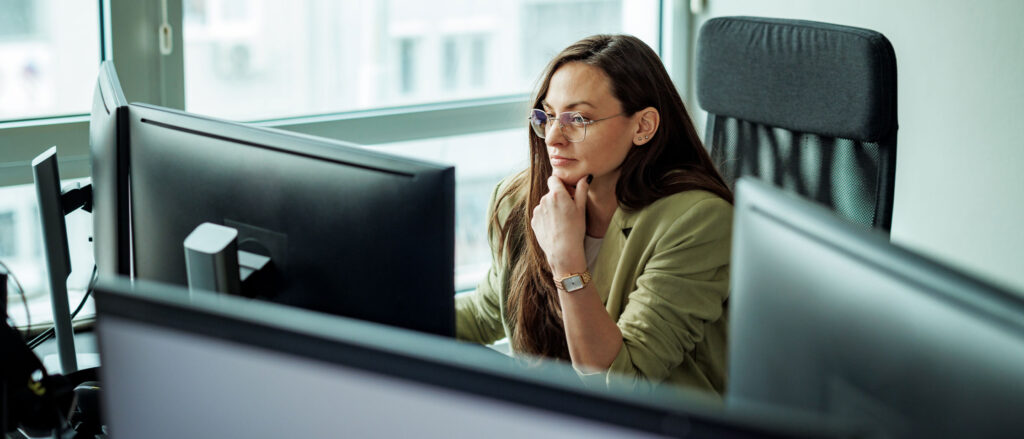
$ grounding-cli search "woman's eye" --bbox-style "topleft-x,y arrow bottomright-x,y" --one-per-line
570,114 -> 587,125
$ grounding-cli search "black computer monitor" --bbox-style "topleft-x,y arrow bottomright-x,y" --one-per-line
89,60 -> 130,277
728,177 -> 1024,437
94,277 -> 858,438
126,103 -> 455,336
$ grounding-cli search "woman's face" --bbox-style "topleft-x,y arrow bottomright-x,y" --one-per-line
541,62 -> 637,188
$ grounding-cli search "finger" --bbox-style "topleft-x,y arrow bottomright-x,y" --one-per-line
575,174 -> 591,211
533,201 -> 547,219
547,175 -> 566,197
530,204 -> 541,222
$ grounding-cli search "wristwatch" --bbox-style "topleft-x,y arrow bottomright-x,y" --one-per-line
554,271 -> 592,293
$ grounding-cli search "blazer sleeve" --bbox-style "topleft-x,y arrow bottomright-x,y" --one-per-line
455,266 -> 505,344
577,197 -> 732,391
455,180 -> 508,345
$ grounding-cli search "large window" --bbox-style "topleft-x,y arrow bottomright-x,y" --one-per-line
2,0 -> 675,330
183,0 -> 660,120
0,0 -> 100,121
1,0 -> 102,330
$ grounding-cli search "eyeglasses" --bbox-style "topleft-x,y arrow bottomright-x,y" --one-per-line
527,109 -> 626,143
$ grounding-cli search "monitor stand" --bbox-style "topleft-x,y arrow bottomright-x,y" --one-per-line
184,222 -> 272,296
32,146 -> 94,375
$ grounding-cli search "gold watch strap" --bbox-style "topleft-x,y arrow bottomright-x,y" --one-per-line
554,271 -> 592,292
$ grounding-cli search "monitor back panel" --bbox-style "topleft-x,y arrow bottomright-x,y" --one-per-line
127,104 -> 455,336
729,178 -> 1024,437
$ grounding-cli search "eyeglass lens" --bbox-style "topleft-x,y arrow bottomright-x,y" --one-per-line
530,109 -> 586,142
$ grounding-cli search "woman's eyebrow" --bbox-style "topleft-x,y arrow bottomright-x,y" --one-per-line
541,100 -> 596,111
565,101 -> 596,110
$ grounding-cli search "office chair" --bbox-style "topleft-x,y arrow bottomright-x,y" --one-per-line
696,16 -> 898,232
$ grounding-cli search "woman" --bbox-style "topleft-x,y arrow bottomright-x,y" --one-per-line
456,34 -> 733,394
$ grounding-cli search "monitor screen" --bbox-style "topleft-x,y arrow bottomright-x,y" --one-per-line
89,60 -> 130,277
728,177 -> 1024,437
94,278 -> 856,439
126,103 -> 455,336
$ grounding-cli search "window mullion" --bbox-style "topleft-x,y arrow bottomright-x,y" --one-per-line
108,0 -> 184,109
661,0 -> 695,111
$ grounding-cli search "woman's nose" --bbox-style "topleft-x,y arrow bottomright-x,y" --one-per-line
545,121 -> 568,146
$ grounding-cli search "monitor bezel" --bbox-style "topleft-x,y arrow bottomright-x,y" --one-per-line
95,277 -> 859,438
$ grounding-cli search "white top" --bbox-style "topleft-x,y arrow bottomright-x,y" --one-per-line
584,235 -> 604,272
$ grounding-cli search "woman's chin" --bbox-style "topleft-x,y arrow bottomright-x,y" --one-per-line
552,170 -> 584,185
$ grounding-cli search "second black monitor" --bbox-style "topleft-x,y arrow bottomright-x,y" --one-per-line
126,103 -> 455,336
90,60 -> 130,277
728,177 -> 1024,436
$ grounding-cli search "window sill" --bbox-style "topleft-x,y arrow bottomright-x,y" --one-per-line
0,116 -> 91,186
260,95 -> 530,145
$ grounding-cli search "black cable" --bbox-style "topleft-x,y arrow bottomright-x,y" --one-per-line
27,265 -> 98,350
2,380 -> 8,436
0,259 -> 31,339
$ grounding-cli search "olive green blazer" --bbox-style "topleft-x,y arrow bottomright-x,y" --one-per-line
456,177 -> 732,395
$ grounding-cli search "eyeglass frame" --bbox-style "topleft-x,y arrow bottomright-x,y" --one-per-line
527,109 -> 627,142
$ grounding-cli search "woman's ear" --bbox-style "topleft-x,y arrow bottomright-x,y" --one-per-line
633,107 -> 660,146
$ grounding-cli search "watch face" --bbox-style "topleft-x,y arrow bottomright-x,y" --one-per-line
561,275 -> 584,292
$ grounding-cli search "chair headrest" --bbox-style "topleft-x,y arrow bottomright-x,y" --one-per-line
697,16 -> 897,142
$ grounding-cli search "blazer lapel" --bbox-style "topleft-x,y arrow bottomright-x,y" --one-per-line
592,206 -> 638,314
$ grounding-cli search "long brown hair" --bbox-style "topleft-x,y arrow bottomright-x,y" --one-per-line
494,35 -> 732,359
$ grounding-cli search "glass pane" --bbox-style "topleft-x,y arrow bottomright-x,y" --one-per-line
184,0 -> 660,121
364,129 -> 528,291
0,0 -> 100,121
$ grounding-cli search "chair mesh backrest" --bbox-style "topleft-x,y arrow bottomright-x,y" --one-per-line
697,17 -> 898,232
707,116 -> 896,231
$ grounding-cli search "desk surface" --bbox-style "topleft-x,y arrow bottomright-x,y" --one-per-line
33,327 -> 99,375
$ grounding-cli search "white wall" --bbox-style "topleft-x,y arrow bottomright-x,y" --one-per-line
694,0 -> 1024,292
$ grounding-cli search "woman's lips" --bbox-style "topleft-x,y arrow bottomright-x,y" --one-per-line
550,155 -> 576,167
